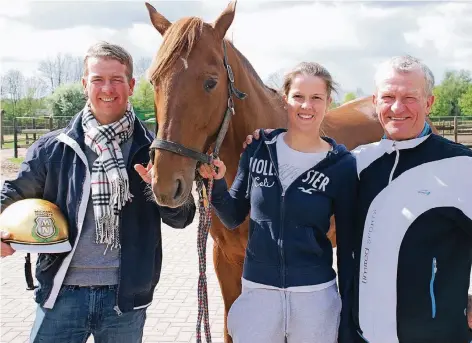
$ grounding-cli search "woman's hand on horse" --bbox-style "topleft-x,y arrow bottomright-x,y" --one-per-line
134,162 -> 152,184
242,128 -> 275,149
198,159 -> 226,180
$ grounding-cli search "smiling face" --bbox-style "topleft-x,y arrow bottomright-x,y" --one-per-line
283,73 -> 331,135
82,57 -> 136,125
373,67 -> 435,141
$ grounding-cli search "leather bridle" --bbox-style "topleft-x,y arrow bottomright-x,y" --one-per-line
149,41 -> 247,165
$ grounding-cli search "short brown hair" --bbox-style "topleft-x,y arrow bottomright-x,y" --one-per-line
282,62 -> 338,98
83,41 -> 134,80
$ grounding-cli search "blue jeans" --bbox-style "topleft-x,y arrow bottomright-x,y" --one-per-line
30,285 -> 147,343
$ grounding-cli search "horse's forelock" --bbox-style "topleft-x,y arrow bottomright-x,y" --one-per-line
149,17 -> 204,82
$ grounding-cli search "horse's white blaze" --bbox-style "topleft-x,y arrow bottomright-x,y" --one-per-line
181,57 -> 188,70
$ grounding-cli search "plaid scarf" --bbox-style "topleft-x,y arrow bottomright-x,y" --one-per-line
82,102 -> 135,251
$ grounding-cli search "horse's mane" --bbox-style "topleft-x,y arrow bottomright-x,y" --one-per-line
149,17 -> 204,81
148,16 -> 279,99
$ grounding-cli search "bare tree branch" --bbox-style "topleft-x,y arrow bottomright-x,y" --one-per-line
134,57 -> 153,80
2,69 -> 25,115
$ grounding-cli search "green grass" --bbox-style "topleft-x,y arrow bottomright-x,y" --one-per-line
7,157 -> 24,164
1,140 -> 28,149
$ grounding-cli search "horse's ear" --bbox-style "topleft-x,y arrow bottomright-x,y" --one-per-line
212,1 -> 237,40
145,2 -> 171,36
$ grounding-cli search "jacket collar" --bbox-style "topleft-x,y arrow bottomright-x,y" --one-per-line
380,122 -> 432,154
62,110 -> 154,160
258,128 -> 349,170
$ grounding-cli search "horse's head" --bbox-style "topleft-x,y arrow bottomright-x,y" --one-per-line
145,1 -> 240,208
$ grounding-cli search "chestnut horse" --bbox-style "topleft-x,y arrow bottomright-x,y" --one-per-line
144,2 -> 430,341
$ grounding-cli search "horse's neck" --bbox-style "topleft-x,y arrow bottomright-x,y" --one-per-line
218,44 -> 286,180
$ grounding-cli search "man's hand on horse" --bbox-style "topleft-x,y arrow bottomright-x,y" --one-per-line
242,128 -> 275,150
198,159 -> 226,180
134,162 -> 153,184
0,231 -> 15,258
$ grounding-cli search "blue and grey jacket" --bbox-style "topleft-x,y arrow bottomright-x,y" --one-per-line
210,129 -> 357,323
347,125 -> 472,343
1,111 -> 196,313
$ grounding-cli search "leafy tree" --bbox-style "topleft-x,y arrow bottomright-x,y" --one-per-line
343,92 -> 356,103
430,70 -> 471,116
130,78 -> 154,119
47,83 -> 85,117
329,101 -> 340,109
458,85 -> 472,115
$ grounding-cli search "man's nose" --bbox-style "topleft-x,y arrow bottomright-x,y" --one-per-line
391,99 -> 405,114
101,80 -> 113,93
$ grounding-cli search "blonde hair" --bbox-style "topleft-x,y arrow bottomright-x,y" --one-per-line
83,41 -> 134,80
282,62 -> 338,97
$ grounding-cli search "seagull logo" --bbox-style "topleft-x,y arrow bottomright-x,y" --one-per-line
298,187 -> 317,194
418,190 -> 431,195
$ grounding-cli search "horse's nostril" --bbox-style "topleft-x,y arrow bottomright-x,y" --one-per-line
174,178 -> 183,200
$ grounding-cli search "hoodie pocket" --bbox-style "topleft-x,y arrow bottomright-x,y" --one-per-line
304,226 -> 324,257
284,224 -> 324,268
246,220 -> 279,265
430,257 -> 437,318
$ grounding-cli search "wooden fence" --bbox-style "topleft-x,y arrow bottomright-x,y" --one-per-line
1,116 -> 73,157
429,116 -> 472,147
2,115 -> 472,158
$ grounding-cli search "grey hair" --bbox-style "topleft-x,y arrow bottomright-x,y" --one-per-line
83,41 -> 134,80
374,55 -> 435,96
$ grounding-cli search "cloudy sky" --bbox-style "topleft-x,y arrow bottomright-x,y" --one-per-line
1,0 -> 471,98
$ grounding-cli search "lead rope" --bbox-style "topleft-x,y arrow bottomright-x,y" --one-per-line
196,174 -> 214,343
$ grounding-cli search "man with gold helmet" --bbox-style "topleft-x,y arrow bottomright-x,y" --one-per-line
0,41 -> 196,343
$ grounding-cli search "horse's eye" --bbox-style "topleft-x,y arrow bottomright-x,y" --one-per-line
204,79 -> 217,92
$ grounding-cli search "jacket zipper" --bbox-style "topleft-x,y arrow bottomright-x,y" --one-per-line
430,257 -> 437,318
265,146 -> 286,287
113,144 -> 149,316
264,141 -> 336,288
388,141 -> 400,184
113,213 -> 123,316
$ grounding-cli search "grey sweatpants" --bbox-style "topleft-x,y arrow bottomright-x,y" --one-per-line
227,284 -> 341,343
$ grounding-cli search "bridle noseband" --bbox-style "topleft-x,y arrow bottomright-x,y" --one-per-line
149,41 -> 247,165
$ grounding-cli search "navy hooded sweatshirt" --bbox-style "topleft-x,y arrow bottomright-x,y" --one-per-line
210,129 -> 357,328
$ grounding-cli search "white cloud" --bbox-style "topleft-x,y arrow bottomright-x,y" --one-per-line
126,23 -> 163,56
404,3 -> 472,71
1,0 -> 471,97
0,0 -> 29,17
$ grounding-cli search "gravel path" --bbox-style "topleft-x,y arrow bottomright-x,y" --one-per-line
0,148 -> 27,186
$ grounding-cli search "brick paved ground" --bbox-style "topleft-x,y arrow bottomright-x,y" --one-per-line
0,219 -> 225,343
2,147 -> 472,343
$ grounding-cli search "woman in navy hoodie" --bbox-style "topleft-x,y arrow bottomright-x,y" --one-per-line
199,62 -> 357,343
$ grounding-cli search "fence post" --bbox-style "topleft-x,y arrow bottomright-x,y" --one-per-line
32,118 -> 37,142
453,116 -> 458,143
0,110 -> 4,148
13,117 -> 18,158
49,116 -> 53,131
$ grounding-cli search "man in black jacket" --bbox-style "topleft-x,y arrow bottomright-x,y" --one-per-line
349,55 -> 472,343
0,41 -> 195,343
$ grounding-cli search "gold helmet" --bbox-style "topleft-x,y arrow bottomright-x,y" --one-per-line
0,199 -> 71,253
